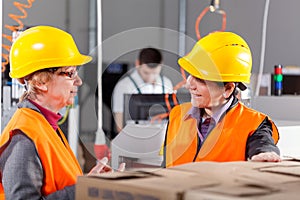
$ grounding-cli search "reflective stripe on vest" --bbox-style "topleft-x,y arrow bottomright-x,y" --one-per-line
0,108 -> 82,197
164,102 -> 279,168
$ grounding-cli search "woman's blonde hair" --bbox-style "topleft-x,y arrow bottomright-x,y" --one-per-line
19,69 -> 56,102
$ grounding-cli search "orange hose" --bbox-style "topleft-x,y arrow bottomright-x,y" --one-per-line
180,66 -> 187,81
195,6 -> 227,40
173,80 -> 186,91
152,4 -> 227,122
172,93 -> 178,106
164,93 -> 171,111
195,7 -> 210,40
2,0 -> 35,72
150,112 -> 169,124
220,10 -> 227,31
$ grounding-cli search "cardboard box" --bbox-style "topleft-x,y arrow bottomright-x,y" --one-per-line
76,168 -> 218,200
76,160 -> 300,200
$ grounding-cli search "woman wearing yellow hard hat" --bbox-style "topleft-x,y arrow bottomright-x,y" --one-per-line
0,26 -> 125,199
163,31 -> 280,168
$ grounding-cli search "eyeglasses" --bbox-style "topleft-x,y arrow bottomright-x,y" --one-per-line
58,69 -> 78,79
46,67 -> 79,79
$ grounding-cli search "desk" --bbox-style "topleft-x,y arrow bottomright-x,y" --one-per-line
275,120 -> 300,159
111,123 -> 167,169
111,119 -> 300,170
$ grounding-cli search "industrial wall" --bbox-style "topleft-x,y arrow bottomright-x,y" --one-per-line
102,0 -> 300,74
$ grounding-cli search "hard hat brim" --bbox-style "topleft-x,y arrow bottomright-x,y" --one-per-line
10,54 -> 92,79
179,57 -> 249,90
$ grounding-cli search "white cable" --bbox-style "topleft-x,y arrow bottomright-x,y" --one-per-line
97,0 -> 102,130
95,0 -> 106,145
255,0 -> 270,96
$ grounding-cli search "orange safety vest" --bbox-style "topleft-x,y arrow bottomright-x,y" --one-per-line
0,108 -> 83,199
164,102 -> 279,168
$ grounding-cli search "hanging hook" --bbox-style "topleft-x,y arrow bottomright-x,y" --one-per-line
195,0 -> 226,40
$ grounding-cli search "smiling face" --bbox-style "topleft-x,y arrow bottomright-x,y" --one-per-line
46,66 -> 82,108
26,66 -> 83,112
186,75 -> 234,110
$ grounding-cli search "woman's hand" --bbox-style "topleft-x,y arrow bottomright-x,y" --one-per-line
88,157 -> 126,175
251,152 -> 281,162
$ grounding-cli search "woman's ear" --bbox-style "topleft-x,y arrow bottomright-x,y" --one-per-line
35,81 -> 48,92
17,78 -> 25,84
223,82 -> 236,99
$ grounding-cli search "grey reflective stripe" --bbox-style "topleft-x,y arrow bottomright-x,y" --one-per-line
161,75 -> 165,93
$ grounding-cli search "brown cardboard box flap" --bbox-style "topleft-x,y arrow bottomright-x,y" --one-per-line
259,165 -> 300,177
88,170 -> 160,180
196,183 -> 279,197
76,168 -> 220,200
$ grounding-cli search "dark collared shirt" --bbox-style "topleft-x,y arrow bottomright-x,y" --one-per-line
185,97 -> 233,142
29,99 -> 62,131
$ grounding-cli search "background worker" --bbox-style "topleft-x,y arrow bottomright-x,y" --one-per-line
0,26 -> 124,200
163,31 -> 280,168
112,47 -> 173,132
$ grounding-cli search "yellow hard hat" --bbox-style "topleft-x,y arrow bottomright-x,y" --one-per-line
9,26 -> 92,78
178,31 -> 252,86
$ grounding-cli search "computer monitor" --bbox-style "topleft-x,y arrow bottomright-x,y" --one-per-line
123,93 -> 191,124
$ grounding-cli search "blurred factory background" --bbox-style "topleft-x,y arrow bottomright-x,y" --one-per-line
2,0 -> 300,171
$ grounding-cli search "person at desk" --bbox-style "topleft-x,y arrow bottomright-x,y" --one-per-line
0,26 -> 124,200
112,47 -> 173,132
163,31 -> 281,168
